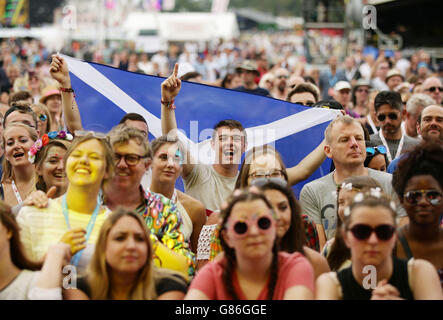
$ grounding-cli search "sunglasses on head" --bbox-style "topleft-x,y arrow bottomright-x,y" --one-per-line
426,86 -> 443,93
349,224 -> 395,241
403,189 -> 442,206
377,112 -> 399,122
74,130 -> 107,140
250,177 -> 288,189
366,145 -> 387,156
227,214 -> 274,237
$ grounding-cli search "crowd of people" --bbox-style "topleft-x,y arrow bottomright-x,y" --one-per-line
0,35 -> 442,301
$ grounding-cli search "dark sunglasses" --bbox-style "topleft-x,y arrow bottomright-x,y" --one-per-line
366,145 -> 387,156
403,189 -> 442,206
38,114 -> 47,122
230,215 -> 273,237
377,112 -> 399,122
114,153 -> 148,166
349,224 -> 395,241
426,86 -> 443,93
277,75 -> 288,79
294,101 -> 315,107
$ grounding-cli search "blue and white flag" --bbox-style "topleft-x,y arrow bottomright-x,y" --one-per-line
63,55 -> 339,197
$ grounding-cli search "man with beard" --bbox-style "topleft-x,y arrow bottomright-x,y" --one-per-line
388,104 -> 443,173
369,91 -> 419,164
270,68 -> 290,100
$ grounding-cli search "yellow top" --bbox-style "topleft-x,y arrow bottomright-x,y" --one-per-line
16,198 -> 110,262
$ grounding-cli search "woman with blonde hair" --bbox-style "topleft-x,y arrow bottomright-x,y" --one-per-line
1,122 -> 38,207
17,132 -> 115,273
64,208 -> 187,300
31,103 -> 52,137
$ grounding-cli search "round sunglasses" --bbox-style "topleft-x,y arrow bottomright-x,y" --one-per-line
349,224 -> 395,241
403,189 -> 442,206
377,112 -> 399,122
227,214 -> 274,237
366,145 -> 387,156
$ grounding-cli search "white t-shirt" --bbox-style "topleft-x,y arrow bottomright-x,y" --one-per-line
0,270 -> 39,300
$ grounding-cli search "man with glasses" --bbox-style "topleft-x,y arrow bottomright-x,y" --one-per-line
270,68 -> 290,100
369,91 -> 418,164
286,83 -> 319,107
103,124 -> 195,275
422,76 -> 443,104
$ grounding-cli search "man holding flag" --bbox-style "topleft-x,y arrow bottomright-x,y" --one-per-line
161,64 -> 328,212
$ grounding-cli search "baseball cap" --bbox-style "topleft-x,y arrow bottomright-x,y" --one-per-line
334,81 -> 351,92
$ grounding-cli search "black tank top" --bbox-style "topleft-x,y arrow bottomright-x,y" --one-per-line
337,257 -> 414,300
397,227 -> 443,290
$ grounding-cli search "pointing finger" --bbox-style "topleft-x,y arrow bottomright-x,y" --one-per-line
173,63 -> 179,78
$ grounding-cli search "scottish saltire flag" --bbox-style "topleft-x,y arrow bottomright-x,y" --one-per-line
63,55 -> 339,197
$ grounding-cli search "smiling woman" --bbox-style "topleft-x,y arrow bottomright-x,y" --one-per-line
64,208 -> 188,300
16,133 -> 115,274
186,189 -> 314,300
1,122 -> 38,208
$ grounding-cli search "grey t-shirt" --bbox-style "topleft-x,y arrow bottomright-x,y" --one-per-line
299,168 -> 406,240
369,132 -> 419,162
184,164 -> 238,212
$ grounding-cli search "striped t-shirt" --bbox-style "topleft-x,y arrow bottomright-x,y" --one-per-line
16,198 -> 111,263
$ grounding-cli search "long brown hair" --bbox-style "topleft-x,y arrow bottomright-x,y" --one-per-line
219,190 -> 279,300
0,201 -> 41,270
35,139 -> 71,192
87,208 -> 184,300
235,145 -> 288,189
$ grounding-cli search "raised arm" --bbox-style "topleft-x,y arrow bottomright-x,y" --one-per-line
161,63 -> 195,178
50,55 -> 83,133
287,139 -> 326,186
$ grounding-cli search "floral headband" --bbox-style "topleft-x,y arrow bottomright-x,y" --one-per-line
28,131 -> 73,164
344,187 -> 397,217
331,182 -> 361,198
